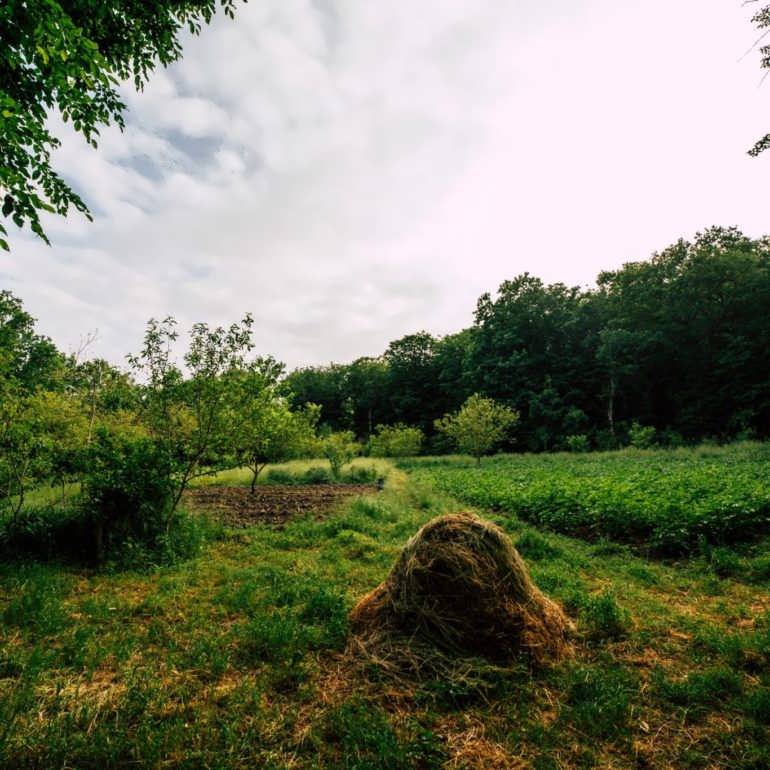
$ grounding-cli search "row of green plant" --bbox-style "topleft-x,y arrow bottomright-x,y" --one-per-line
403,443 -> 770,554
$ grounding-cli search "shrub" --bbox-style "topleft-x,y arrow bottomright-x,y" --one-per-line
565,434 -> 590,453
628,421 -> 656,449
368,424 -> 424,458
303,466 -> 333,484
80,429 -> 175,561
264,468 -> 296,484
342,464 -> 378,485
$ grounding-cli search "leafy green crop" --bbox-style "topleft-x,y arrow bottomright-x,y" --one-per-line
402,443 -> 770,554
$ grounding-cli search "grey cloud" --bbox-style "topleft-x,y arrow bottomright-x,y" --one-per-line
1,0 -> 768,371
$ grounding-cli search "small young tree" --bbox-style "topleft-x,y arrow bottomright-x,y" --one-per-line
435,394 -> 519,465
322,431 -> 360,479
0,385 -> 90,516
0,385 -> 47,517
229,366 -> 319,492
368,423 -> 424,458
128,314 -> 255,527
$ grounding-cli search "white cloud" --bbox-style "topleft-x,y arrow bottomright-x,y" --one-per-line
2,0 -> 769,368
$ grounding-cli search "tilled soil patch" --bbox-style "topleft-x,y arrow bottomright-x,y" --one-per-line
185,484 -> 377,527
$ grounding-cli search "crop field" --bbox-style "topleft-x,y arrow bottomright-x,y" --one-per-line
402,443 -> 770,555
2,455 -> 770,769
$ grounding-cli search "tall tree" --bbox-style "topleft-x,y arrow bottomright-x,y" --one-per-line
384,332 -> 441,432
284,364 -> 352,432
471,275 -> 598,450
1,0 -> 244,249
0,290 -> 61,389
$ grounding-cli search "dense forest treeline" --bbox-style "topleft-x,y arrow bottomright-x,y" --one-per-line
284,227 -> 770,451
2,225 -> 769,458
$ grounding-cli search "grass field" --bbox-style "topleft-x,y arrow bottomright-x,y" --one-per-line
1,450 -> 770,768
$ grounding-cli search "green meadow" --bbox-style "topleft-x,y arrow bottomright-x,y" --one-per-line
2,448 -> 770,769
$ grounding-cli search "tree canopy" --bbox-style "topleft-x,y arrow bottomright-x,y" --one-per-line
749,2 -> 770,156
435,394 -> 519,464
284,227 -> 770,451
0,0 -> 243,250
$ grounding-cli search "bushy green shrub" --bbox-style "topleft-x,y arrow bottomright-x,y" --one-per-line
343,464 -> 378,485
628,421 -> 656,449
303,466 -> 333,484
264,468 -> 296,484
368,424 -> 424,458
565,434 -> 590,453
81,429 -> 175,561
435,394 -> 519,465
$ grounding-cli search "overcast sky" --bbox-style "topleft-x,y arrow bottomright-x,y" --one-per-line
2,0 -> 769,368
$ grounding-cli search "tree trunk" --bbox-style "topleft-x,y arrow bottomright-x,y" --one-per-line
250,461 -> 266,494
608,375 -> 616,438
12,485 -> 24,521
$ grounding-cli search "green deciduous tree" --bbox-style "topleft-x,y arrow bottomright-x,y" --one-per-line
228,361 -> 319,492
0,385 -> 86,516
322,431 -> 360,479
0,0 -> 244,249
435,394 -> 519,465
128,313 -> 254,524
0,290 -> 62,389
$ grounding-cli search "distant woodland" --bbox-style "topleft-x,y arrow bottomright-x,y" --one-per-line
284,227 -> 770,451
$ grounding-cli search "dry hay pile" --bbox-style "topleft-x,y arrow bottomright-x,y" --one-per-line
349,512 -> 572,674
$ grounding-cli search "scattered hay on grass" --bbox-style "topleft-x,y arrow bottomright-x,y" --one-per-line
349,512 -> 573,676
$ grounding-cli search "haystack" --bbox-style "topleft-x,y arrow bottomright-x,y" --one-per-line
350,513 -> 572,669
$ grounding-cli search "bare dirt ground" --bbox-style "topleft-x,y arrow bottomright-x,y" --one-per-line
185,484 -> 377,527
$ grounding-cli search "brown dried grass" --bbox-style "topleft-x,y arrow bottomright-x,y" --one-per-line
349,512 -> 573,674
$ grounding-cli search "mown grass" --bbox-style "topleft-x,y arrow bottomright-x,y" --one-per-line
402,442 -> 770,554
1,460 -> 769,768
